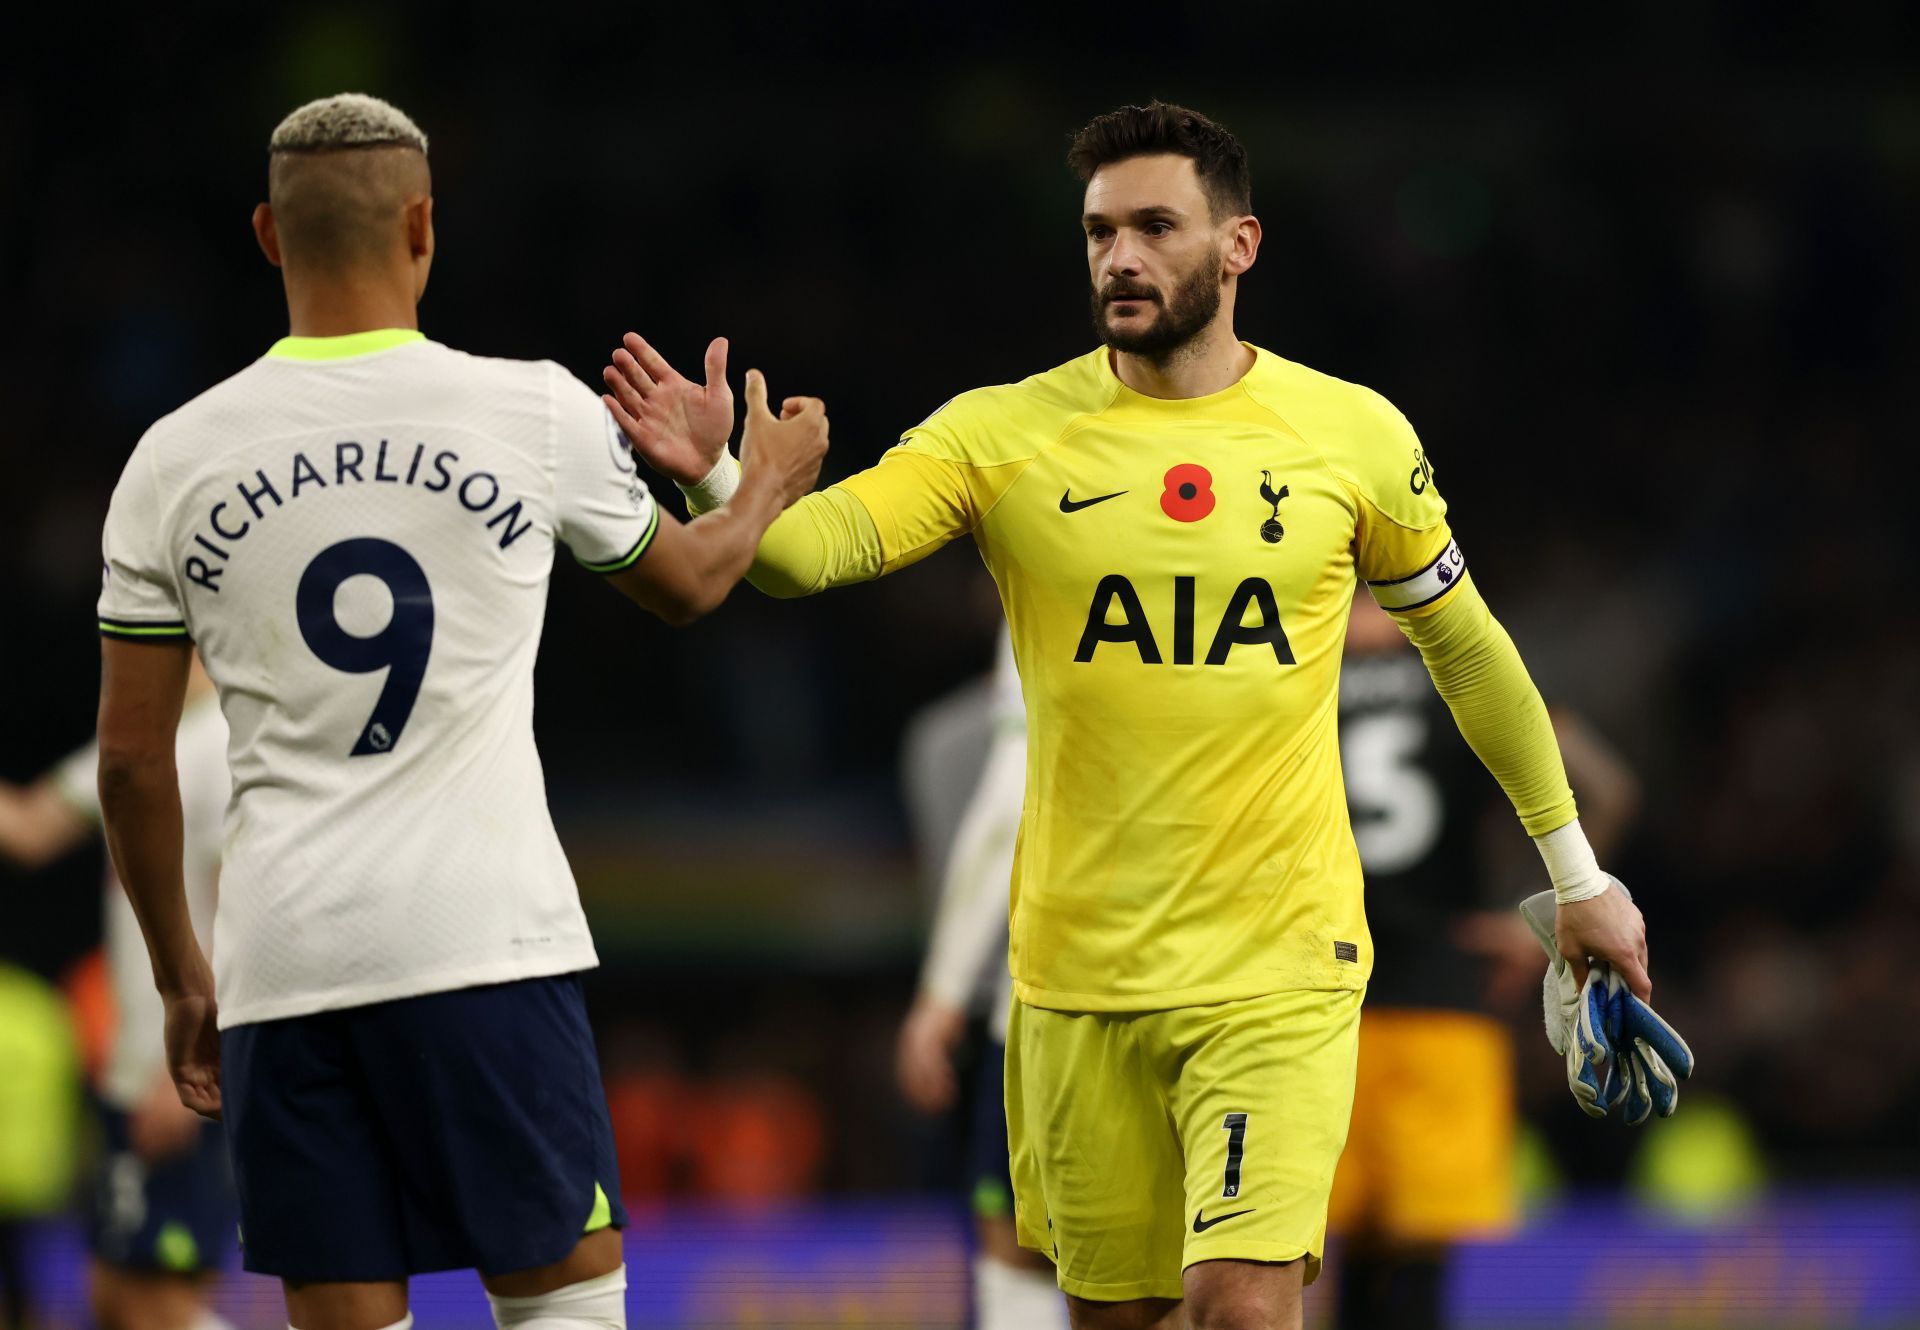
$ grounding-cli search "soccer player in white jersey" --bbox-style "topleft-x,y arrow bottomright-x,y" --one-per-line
1,654 -> 233,1330
91,94 -> 827,1330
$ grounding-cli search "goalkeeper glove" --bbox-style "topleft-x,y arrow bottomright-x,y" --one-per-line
1519,887 -> 1695,1124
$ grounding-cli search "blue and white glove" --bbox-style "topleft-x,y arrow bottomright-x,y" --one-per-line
1519,888 -> 1695,1124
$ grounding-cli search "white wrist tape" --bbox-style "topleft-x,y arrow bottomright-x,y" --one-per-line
676,451 -> 741,510
1533,819 -> 1612,904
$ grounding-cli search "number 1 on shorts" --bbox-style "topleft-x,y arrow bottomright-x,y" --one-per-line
1221,1112 -> 1248,1198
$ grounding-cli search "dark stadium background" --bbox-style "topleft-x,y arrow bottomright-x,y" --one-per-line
2,5 -> 1915,1327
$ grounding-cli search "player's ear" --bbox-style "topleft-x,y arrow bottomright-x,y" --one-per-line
253,203 -> 283,269
407,196 -> 434,300
406,195 -> 434,260
1222,214 -> 1260,278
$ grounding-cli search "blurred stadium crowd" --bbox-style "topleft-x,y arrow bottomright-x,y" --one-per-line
1,4 -> 1915,1324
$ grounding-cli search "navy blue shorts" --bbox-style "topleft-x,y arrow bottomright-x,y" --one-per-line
969,1036 -> 1015,1221
221,973 -> 626,1282
85,1103 -> 237,1275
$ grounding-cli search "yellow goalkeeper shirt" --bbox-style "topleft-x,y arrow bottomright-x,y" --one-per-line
738,344 -> 1573,1011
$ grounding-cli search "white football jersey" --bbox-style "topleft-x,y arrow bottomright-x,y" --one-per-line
56,696 -> 230,1108
96,330 -> 658,1027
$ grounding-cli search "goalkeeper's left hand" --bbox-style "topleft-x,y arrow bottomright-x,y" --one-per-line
1520,888 -> 1695,1124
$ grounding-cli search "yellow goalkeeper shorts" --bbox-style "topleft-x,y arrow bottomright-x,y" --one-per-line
1007,987 -> 1362,1302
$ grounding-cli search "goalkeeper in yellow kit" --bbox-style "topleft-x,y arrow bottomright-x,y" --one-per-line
603,102 -> 1656,1330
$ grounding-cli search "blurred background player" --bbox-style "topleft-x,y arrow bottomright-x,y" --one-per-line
0,962 -> 79,1330
896,627 -> 1070,1330
91,93 -> 827,1330
1328,592 -> 1642,1330
0,654 -> 233,1330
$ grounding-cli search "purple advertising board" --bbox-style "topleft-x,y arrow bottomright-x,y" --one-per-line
13,1190 -> 1919,1328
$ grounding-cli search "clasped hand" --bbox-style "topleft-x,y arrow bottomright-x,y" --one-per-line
1519,885 -> 1694,1125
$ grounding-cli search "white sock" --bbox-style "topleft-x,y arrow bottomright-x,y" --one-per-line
976,1255 -> 1069,1330
487,1266 -> 627,1330
189,1312 -> 236,1330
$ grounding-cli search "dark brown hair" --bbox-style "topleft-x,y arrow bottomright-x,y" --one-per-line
1067,101 -> 1251,219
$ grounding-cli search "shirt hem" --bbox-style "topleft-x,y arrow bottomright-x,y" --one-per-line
97,1077 -> 153,1113
216,949 -> 600,1029
1054,1271 -> 1187,1302
1183,1239 -> 1324,1286
1012,969 -> 1366,1014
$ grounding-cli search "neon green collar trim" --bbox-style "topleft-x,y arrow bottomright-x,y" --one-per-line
267,329 -> 426,361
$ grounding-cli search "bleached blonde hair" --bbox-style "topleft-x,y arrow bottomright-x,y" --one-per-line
269,93 -> 428,157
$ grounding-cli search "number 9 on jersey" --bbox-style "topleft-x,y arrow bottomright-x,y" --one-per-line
296,538 -> 435,757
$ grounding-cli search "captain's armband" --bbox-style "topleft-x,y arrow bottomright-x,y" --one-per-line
1367,539 -> 1466,614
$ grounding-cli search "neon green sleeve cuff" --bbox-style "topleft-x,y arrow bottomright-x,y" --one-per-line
576,505 -> 661,573
99,618 -> 190,641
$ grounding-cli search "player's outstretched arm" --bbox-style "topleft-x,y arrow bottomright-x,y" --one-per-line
97,637 -> 221,1119
1390,577 -> 1652,999
604,368 -> 828,624
0,771 -> 93,870
604,332 -> 974,600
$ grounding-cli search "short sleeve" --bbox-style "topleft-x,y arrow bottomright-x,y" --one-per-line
548,363 -> 660,573
51,741 -> 102,824
98,443 -> 190,642
1341,392 -> 1464,615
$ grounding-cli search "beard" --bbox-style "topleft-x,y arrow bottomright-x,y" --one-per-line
1090,252 -> 1224,362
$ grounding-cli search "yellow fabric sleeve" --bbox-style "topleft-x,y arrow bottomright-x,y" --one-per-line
736,486 -> 885,599
839,444 -> 1030,575
1392,575 -> 1579,837
727,432 -> 1034,598
1355,494 -> 1455,588
836,449 -> 977,575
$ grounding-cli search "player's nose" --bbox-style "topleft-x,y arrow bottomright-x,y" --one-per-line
1106,233 -> 1144,276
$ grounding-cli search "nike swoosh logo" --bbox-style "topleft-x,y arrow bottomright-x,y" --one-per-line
1192,1208 -> 1256,1233
1060,489 -> 1127,513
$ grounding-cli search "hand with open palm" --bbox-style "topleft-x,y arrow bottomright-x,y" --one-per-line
601,333 -> 734,486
